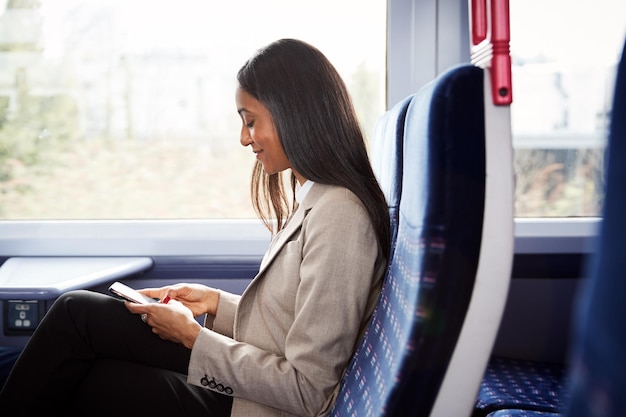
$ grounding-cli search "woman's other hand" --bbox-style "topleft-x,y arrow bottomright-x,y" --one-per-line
125,300 -> 202,349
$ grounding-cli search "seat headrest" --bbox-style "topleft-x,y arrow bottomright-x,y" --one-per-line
371,94 -> 413,209
401,65 -> 485,228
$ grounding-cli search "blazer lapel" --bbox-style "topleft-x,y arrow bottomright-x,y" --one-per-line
257,201 -> 305,274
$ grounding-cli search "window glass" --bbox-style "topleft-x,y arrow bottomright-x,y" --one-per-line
511,0 -> 626,217
0,0 -> 386,219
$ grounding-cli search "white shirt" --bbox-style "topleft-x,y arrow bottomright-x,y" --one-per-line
295,180 -> 314,203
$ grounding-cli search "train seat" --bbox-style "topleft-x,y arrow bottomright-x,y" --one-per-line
370,93 -> 414,251
330,63 -> 514,417
562,38 -> 626,417
475,356 -> 570,416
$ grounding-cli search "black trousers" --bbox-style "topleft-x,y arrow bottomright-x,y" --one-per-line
0,290 -> 232,416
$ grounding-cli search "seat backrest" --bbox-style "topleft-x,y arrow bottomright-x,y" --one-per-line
330,64 -> 514,417
370,94 -> 413,248
564,39 -> 626,417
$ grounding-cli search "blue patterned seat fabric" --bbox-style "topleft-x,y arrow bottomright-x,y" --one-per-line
474,356 -> 569,416
330,64 -> 486,417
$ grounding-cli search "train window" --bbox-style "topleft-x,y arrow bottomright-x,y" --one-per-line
0,0 -> 385,220
511,0 -> 626,217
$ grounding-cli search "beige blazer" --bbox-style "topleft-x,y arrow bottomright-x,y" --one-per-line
187,183 -> 386,417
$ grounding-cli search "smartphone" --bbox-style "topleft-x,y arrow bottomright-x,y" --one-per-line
108,281 -> 158,304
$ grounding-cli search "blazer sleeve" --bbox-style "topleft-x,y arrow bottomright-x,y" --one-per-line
187,189 -> 385,416
204,290 -> 241,338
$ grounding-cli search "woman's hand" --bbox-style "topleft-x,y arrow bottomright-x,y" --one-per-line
138,283 -> 220,317
125,300 -> 202,349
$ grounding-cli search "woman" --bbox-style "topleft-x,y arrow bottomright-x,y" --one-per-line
0,38 -> 390,417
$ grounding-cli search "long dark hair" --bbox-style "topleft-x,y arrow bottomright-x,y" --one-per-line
237,39 -> 390,258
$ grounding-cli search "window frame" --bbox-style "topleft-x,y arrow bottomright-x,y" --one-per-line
0,0 -> 602,260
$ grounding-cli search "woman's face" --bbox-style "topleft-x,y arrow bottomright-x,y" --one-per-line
236,88 -> 302,181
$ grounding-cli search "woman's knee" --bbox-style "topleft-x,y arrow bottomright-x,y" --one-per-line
49,290 -> 119,325
56,289 -> 115,308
